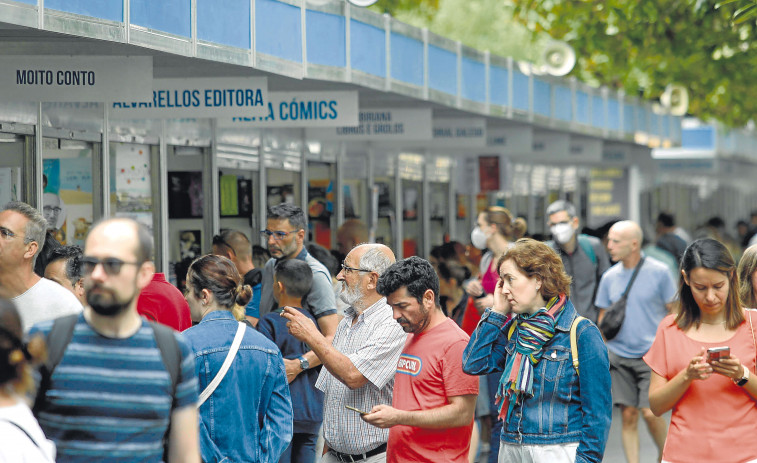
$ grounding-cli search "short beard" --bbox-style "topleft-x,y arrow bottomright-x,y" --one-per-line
337,281 -> 363,308
86,287 -> 134,317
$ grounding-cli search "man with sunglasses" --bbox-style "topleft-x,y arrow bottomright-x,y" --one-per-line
211,229 -> 262,325
259,203 -> 339,384
30,217 -> 201,463
0,202 -> 81,333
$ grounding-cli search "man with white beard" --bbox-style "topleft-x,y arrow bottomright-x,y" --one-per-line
282,243 -> 406,463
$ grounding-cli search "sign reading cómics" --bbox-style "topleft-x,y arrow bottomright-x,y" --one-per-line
217,91 -> 358,128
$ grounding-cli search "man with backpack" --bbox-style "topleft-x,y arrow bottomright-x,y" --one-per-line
30,218 -> 200,463
546,200 -> 611,322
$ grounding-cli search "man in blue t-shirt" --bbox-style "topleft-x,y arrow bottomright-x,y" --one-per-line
31,218 -> 200,463
596,220 -> 677,463
258,259 -> 324,463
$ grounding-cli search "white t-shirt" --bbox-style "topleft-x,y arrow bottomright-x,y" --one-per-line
12,277 -> 82,333
0,399 -> 56,463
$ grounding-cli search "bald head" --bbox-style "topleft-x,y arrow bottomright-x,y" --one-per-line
350,243 -> 395,275
212,229 -> 254,274
607,220 -> 642,266
87,218 -> 153,263
337,219 -> 369,256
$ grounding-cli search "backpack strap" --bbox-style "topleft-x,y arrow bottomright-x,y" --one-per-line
33,314 -> 79,414
570,316 -> 587,376
149,322 -> 181,394
576,235 -> 597,265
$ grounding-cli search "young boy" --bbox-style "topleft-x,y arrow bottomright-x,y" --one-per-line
257,259 -> 324,463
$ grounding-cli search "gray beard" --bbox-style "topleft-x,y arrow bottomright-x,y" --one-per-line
337,281 -> 363,308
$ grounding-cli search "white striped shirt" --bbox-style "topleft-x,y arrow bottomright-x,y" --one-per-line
316,297 -> 407,454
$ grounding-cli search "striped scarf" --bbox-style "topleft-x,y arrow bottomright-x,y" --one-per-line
495,294 -> 567,422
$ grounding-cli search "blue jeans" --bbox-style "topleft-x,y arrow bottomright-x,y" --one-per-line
279,432 -> 318,463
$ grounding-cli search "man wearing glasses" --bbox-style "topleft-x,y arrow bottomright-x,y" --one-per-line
0,201 -> 81,333
30,217 -> 201,463
260,203 -> 339,383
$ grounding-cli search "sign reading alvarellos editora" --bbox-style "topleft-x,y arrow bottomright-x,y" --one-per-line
0,56 -> 153,102
110,77 -> 269,118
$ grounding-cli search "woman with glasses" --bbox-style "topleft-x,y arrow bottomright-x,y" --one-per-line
181,254 -> 293,463
0,298 -> 56,462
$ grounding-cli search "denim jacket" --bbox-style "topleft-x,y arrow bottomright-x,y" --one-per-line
462,301 -> 611,463
183,311 -> 293,463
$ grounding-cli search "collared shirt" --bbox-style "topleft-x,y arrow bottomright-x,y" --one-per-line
315,297 -> 407,454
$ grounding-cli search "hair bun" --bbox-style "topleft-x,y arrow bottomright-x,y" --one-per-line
234,284 -> 253,307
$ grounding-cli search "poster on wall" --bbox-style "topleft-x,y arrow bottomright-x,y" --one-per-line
267,185 -> 294,207
220,175 -> 253,218
168,172 -> 203,219
179,230 -> 201,260
308,180 -> 333,220
478,156 -> 501,192
114,144 -> 153,231
43,153 -> 93,246
343,180 -> 362,219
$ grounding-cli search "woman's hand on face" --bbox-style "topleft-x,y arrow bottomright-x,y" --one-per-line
491,279 -> 511,315
710,354 -> 744,381
683,348 -> 712,382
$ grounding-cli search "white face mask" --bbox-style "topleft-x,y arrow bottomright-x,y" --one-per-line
471,226 -> 489,250
550,222 -> 575,245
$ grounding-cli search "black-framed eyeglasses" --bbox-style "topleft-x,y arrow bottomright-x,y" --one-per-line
0,227 -> 20,240
341,261 -> 372,275
81,257 -> 141,276
43,206 -> 62,214
260,229 -> 296,241
212,234 -> 236,255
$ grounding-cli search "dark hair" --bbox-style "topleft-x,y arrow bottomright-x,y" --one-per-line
657,212 -> 676,228
267,203 -> 307,231
47,245 -> 84,285
34,231 -> 63,276
0,298 -> 46,394
306,243 -> 339,277
431,242 -> 463,264
274,259 -> 313,299
497,238 -> 572,300
377,256 -> 440,307
677,238 -> 743,330
187,255 -> 252,310
436,261 -> 471,286
215,229 -> 252,258
252,245 -> 271,269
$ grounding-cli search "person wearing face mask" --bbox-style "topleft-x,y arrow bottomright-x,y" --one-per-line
545,200 -> 611,323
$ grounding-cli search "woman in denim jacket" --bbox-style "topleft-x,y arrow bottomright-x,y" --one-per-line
182,255 -> 293,463
463,238 -> 611,463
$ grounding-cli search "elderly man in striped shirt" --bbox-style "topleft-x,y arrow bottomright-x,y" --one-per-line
282,243 -> 406,463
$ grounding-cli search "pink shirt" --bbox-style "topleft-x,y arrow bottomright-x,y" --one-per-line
644,312 -> 757,463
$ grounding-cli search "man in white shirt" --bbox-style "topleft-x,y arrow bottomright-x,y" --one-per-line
0,201 -> 81,332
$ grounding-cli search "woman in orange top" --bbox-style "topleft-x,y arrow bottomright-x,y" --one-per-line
644,238 -> 757,463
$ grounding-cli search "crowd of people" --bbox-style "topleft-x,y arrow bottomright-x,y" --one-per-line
2,197 -> 757,463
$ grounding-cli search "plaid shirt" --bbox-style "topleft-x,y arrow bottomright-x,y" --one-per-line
316,297 -> 407,454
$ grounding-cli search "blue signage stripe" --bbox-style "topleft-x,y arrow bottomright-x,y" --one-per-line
512,70 -> 529,111
533,78 -> 551,116
607,98 -> 620,131
554,85 -> 572,121
307,10 -> 346,67
461,57 -> 485,102
390,33 -> 423,86
46,0 -> 122,22
256,0 -> 302,63
197,0 -> 250,49
428,45 -> 456,94
489,65 -> 508,106
350,20 -> 385,77
131,0 -> 190,37
591,94 -> 604,128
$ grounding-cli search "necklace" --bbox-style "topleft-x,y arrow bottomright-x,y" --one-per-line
700,320 -> 726,325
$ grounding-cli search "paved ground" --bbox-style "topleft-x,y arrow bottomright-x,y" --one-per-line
476,407 -> 669,462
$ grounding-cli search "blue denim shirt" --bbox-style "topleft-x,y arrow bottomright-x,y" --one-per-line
462,301 -> 611,463
183,310 -> 293,463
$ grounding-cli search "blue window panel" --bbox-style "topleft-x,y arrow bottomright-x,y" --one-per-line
576,91 -> 589,124
255,0 -> 302,63
591,95 -> 605,128
650,112 -> 661,136
607,98 -> 620,131
307,10 -> 345,67
661,114 -> 671,138
489,65 -> 508,106
461,57 -> 485,102
14,0 -> 36,4
533,78 -> 551,116
391,33 -> 423,86
46,0 -> 122,22
553,85 -> 572,121
351,20 -> 385,77
428,45 -> 456,95
623,103 -> 635,133
197,0 -> 249,48
131,0 -> 189,36
635,106 -> 648,132
512,70 -> 529,111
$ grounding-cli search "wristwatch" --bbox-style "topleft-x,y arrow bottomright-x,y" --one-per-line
734,365 -> 750,386
298,356 -> 310,371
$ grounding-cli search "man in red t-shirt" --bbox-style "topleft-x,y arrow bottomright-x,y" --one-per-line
366,256 -> 479,463
136,272 -> 191,331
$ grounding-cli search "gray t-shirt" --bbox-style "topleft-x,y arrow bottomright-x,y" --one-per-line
595,257 -> 677,358
259,247 -> 337,320
13,277 -> 83,333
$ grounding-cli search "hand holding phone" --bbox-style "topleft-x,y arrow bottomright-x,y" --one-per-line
706,346 -> 730,363
345,405 -> 369,415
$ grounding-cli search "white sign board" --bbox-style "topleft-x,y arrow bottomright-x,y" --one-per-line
218,91 -> 358,128
307,108 -> 432,141
110,77 -> 268,118
430,118 -> 486,147
0,56 -> 153,102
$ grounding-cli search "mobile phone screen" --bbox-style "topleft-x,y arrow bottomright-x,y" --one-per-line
345,405 -> 369,415
707,347 -> 730,363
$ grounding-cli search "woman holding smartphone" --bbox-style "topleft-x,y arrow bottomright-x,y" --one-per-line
463,238 -> 612,463
644,238 -> 757,463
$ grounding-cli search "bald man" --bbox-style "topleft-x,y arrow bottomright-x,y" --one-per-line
282,244 -> 406,463
595,220 -> 677,463
212,229 -> 262,324
336,219 -> 369,257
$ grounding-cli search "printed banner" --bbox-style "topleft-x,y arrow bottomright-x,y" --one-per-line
218,91 -> 358,128
306,108 -> 432,141
430,118 -> 486,147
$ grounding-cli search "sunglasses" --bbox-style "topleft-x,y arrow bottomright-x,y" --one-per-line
81,257 -> 141,276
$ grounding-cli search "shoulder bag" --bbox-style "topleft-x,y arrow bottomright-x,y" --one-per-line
197,322 -> 246,407
599,258 -> 644,341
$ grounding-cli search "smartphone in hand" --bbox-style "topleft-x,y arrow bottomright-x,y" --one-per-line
345,405 -> 370,415
706,346 -> 730,363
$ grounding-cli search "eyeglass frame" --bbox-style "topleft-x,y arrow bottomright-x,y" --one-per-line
260,229 -> 299,241
80,256 -> 142,276
212,234 -> 236,255
341,261 -> 372,275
